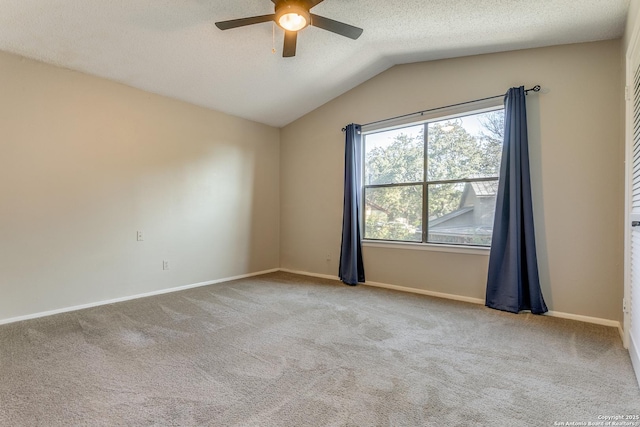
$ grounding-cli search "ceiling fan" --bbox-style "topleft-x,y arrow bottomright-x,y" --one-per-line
215,0 -> 363,58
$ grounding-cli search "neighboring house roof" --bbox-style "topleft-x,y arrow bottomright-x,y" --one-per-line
458,180 -> 498,209
431,180 -> 498,230
470,181 -> 498,197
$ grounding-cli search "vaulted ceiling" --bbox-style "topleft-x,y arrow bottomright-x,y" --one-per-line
0,0 -> 630,127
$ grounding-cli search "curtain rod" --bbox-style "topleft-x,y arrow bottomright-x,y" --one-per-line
342,85 -> 541,132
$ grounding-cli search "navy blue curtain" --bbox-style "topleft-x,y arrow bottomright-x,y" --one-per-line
339,124 -> 365,285
486,87 -> 547,314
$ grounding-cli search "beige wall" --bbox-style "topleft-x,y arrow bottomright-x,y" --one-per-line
0,51 -> 280,322
281,40 -> 624,322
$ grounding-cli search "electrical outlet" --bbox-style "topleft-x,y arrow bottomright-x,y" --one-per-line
163,260 -> 169,270
137,231 -> 143,241
326,253 -> 331,261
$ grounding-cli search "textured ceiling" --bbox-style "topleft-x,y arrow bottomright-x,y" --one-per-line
0,0 -> 630,127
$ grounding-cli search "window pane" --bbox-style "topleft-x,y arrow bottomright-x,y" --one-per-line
365,185 -> 422,242
364,125 -> 424,185
427,110 -> 504,181
427,181 -> 497,246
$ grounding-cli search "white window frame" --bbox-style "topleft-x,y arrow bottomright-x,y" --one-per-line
361,98 -> 504,255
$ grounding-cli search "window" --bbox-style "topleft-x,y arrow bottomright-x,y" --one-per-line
363,106 -> 504,247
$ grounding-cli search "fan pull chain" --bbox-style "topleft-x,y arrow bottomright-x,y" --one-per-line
272,22 -> 276,54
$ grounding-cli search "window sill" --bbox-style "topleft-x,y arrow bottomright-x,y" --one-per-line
362,240 -> 491,255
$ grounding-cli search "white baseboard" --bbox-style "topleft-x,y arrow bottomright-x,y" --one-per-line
630,329 -> 640,388
364,279 -> 486,305
0,268 -> 280,326
279,268 -> 622,331
545,310 -> 621,329
279,268 -> 339,282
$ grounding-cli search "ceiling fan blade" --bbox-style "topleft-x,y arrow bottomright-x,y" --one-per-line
310,14 -> 363,40
215,14 -> 275,30
283,30 -> 297,57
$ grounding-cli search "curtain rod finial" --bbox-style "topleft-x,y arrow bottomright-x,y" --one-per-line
524,85 -> 541,95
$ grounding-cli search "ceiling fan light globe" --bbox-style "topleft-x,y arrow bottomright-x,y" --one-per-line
275,4 -> 310,32
279,13 -> 307,31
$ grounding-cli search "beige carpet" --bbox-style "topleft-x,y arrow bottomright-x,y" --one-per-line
0,272 -> 638,426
